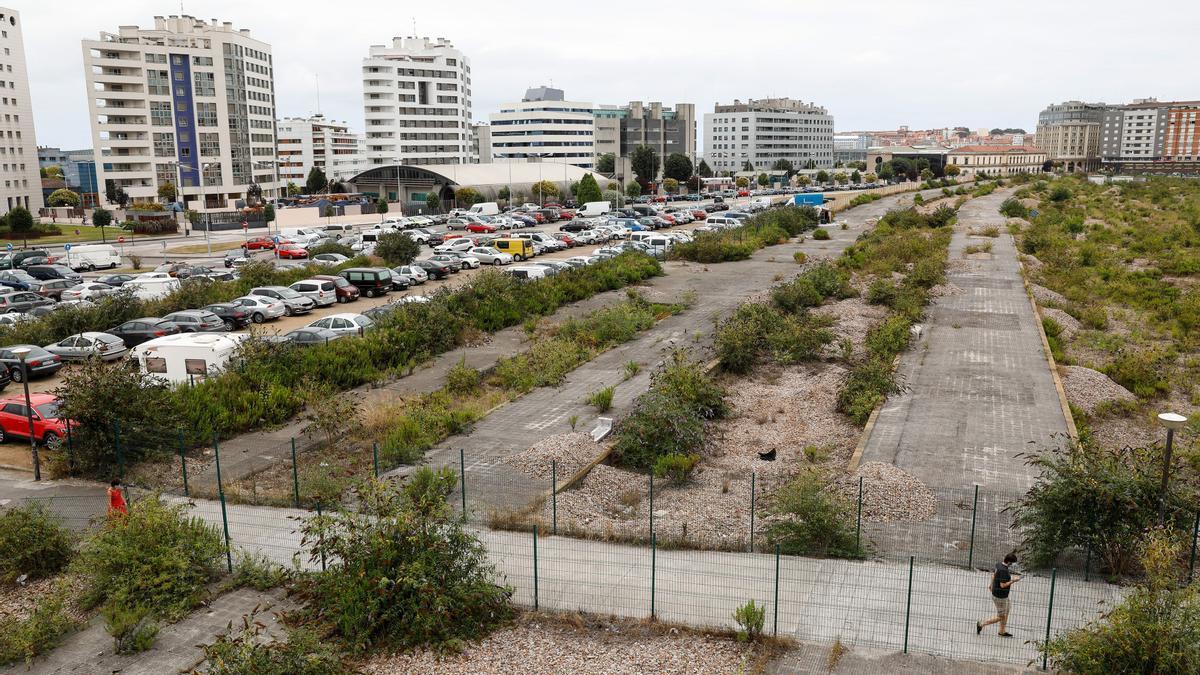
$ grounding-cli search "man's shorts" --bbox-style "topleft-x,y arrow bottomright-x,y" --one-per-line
992,596 -> 1010,617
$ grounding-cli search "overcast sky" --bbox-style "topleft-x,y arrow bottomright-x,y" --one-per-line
21,0 -> 1200,151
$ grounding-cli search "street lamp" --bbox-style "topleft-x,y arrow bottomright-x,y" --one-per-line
11,347 -> 38,481
1157,411 -> 1188,524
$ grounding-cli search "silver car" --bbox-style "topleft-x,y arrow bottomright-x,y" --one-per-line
392,265 -> 428,284
290,278 -> 340,307
60,282 -> 118,302
43,331 -> 128,362
466,247 -> 513,266
307,313 -> 375,337
249,286 -> 317,316
232,295 -> 287,323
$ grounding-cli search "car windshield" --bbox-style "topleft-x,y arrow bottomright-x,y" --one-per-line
275,288 -> 301,299
34,401 -> 60,419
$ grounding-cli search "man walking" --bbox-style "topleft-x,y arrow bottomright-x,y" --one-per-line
977,552 -> 1021,637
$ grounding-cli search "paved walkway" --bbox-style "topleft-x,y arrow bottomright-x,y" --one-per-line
860,189 -> 1070,493
177,497 -> 1121,669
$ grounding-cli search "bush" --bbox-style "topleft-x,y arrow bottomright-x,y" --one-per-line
767,471 -> 861,557
0,591 -> 76,666
999,197 -> 1029,219
652,452 -> 699,483
230,552 -> 290,591
374,230 -> 420,266
1103,347 -> 1174,398
865,278 -> 897,306
307,242 -> 355,258
733,599 -> 766,642
612,393 -> 706,471
1042,533 -> 1200,673
75,495 -> 224,648
587,385 -> 614,412
446,359 -> 482,395
793,251 -> 807,264
300,478 -> 512,653
1049,185 -> 1073,202
654,351 -> 727,420
201,622 -> 342,675
772,277 -> 823,312
1013,444 -> 1195,575
812,228 -> 830,240
0,502 -> 74,584
838,356 -> 900,425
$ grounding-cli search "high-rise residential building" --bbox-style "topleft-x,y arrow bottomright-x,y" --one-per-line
704,98 -> 834,173
82,15 -> 279,208
277,115 -> 366,186
1034,101 -> 1105,172
362,36 -> 472,167
470,122 -> 492,163
489,87 -> 596,169
1098,98 -> 1200,173
0,8 -> 42,215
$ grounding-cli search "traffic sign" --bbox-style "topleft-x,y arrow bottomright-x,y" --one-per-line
4,243 -> 11,251
118,236 -> 125,244
63,243 -> 72,252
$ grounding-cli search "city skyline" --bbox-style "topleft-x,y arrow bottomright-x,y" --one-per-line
23,0 -> 1200,151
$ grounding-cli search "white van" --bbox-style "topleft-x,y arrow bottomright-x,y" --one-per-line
506,265 -> 548,281
644,236 -> 673,255
280,227 -> 323,244
131,333 -> 247,385
469,202 -> 500,216
578,201 -> 612,218
322,223 -> 355,235
123,273 -> 181,300
629,231 -> 657,245
706,217 -> 741,229
62,244 -> 120,271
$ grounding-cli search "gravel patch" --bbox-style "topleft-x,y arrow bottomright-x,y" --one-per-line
814,298 -> 888,354
0,574 -> 88,624
359,613 -> 758,675
546,365 -> 859,549
929,282 -> 965,298
1039,307 -> 1082,339
835,462 -> 936,523
503,432 -> 602,482
1060,365 -> 1137,416
1030,284 -> 1068,307
1022,254 -> 1043,272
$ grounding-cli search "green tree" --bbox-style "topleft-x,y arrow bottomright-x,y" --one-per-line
375,198 -> 389,222
374,230 -> 420,266
686,175 -> 702,192
735,176 -> 750,189
92,207 -> 113,231
815,170 -> 830,184
7,206 -> 33,246
864,172 -> 878,183
497,186 -> 510,204
156,181 -> 176,203
850,170 -> 862,184
263,203 -> 275,229
663,153 -> 693,182
575,174 -> 603,204
40,165 -> 63,180
286,182 -> 301,196
797,175 -> 812,187
625,181 -> 642,198
945,163 -> 961,177
47,188 -> 81,208
455,187 -> 482,206
697,159 -> 713,178
771,159 -> 795,177
663,177 -> 680,194
304,167 -> 328,195
757,173 -> 769,187
630,144 -> 660,183
742,160 -> 755,172
878,164 -> 895,181
919,168 -> 934,181
424,193 -> 441,213
568,181 -> 580,198
529,181 -> 557,203
596,153 -> 615,174
601,189 -> 620,205
833,172 -> 849,185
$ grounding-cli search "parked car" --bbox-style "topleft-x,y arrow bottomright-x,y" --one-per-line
249,286 -> 317,316
30,280 -> 75,300
107,318 -> 182,348
25,265 -> 82,285
153,262 -> 193,277
0,393 -> 67,444
427,254 -> 464,273
0,291 -> 53,314
231,296 -> 286,323
289,278 -> 340,307
163,309 -> 228,333
17,256 -> 51,269
43,331 -> 129,362
277,244 -> 309,260
59,282 -> 118,302
312,274 -> 361,303
337,268 -> 394,298
267,327 -> 345,347
434,238 -> 475,254
0,270 -> 37,290
312,252 -> 349,266
466,247 -> 512,266
465,222 -> 496,234
0,344 -> 64,382
243,236 -> 275,251
391,265 -> 429,284
307,313 -> 375,337
203,302 -> 252,331
412,259 -> 452,280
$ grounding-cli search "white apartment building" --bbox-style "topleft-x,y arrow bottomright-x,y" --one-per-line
362,37 -> 472,167
0,8 -> 42,214
704,98 -> 834,173
81,15 -> 279,209
277,115 -> 366,185
470,122 -> 492,163
489,87 -> 596,169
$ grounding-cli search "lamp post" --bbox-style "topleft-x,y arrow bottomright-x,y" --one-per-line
1157,412 -> 1188,524
11,347 -> 38,481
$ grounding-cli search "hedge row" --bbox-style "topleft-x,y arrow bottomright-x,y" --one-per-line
669,206 -> 821,263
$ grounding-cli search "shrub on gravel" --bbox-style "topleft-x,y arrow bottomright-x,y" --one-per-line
0,591 -> 76,666
811,228 -> 830,240
767,470 -> 862,558
999,197 -> 1029,219
652,452 -> 700,483
0,502 -> 74,584
200,622 -> 341,675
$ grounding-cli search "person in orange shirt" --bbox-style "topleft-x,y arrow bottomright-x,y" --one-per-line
107,478 -> 127,517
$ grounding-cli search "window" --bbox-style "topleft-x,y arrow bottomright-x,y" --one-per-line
199,133 -> 220,157
152,132 -> 175,157
196,101 -> 217,127
185,359 -> 208,376
146,69 -> 170,96
193,71 -> 215,96
145,357 -> 167,374
150,101 -> 172,126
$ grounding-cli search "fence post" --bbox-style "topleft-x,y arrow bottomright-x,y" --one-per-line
903,555 -> 914,654
218,491 -> 233,573
113,420 -> 124,478
290,438 -> 300,509
967,484 -> 980,569
372,441 -> 379,479
1189,510 -> 1199,583
651,533 -> 657,620
855,476 -> 863,551
749,472 -> 756,553
316,502 -> 327,572
178,432 -> 189,497
1042,568 -> 1058,671
459,448 -> 467,522
649,472 -> 655,540
213,436 -> 223,496
551,459 -> 558,536
773,543 -> 781,636
532,525 -> 539,610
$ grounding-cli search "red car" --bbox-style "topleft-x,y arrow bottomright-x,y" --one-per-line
737,189 -> 749,197
558,210 -> 575,220
543,202 -> 563,209
527,212 -> 545,224
652,195 -> 667,203
277,244 -> 309,259
466,223 -> 496,234
552,232 -> 578,247
244,236 -> 275,251
691,209 -> 707,220
0,393 -> 69,445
